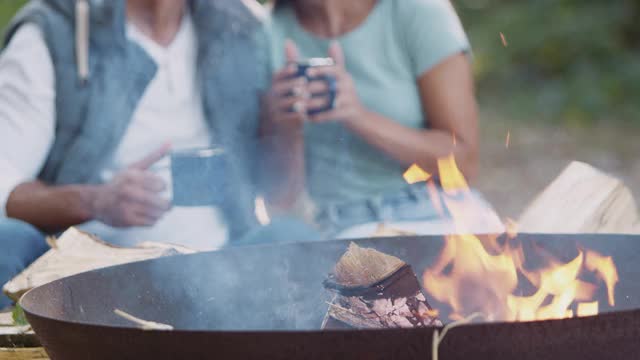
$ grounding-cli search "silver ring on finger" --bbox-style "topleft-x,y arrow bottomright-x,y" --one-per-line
330,96 -> 339,110
291,101 -> 305,114
290,86 -> 303,97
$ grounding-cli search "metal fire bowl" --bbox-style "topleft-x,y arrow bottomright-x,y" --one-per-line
20,234 -> 640,360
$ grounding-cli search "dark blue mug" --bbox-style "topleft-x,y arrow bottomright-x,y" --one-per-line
170,148 -> 228,207
293,58 -> 337,115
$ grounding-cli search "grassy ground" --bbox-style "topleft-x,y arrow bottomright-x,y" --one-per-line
476,110 -> 640,219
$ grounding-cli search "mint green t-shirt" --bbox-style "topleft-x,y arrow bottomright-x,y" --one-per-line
268,0 -> 470,208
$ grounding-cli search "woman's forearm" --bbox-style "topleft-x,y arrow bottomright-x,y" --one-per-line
260,125 -> 307,210
304,51 -> 478,182
341,54 -> 479,181
344,110 -> 478,181
259,44 -> 310,211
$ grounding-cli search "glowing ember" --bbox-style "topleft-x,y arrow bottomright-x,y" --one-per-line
500,32 -> 508,47
405,157 -> 618,322
421,308 -> 440,318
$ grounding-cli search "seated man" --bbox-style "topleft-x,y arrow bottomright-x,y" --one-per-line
0,0 -> 317,309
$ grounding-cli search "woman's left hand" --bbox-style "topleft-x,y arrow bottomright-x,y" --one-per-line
305,42 -> 367,126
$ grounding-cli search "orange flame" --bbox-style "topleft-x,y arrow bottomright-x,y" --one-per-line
577,301 -> 599,317
584,251 -> 619,306
438,155 -> 469,194
405,157 -> 618,322
403,164 -> 432,185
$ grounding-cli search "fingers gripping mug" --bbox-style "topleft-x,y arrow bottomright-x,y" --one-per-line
293,58 -> 337,115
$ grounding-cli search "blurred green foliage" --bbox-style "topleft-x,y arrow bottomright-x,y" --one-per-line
2,0 -> 638,125
12,303 -> 28,326
0,0 -> 25,37
456,0 -> 640,125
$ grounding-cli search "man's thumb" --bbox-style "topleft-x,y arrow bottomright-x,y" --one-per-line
130,143 -> 172,170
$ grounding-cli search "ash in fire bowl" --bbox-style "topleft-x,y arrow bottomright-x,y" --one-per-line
19,233 -> 640,360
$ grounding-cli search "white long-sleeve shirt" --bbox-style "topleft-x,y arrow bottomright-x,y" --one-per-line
0,14 -> 228,250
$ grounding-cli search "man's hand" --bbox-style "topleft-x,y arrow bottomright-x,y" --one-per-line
92,144 -> 172,227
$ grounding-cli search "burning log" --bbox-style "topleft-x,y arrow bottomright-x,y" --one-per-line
322,243 -> 441,329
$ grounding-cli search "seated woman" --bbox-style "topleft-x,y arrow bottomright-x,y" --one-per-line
261,0 -> 480,237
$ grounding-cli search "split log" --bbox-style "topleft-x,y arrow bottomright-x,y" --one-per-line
1,310 -> 41,356
0,311 -> 13,327
0,347 -> 49,360
518,161 -> 640,234
322,243 -> 441,329
3,228 -> 196,302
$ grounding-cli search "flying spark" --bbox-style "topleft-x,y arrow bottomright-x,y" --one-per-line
500,32 -> 508,47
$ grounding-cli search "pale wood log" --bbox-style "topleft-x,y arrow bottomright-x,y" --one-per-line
0,347 -> 49,359
518,161 -> 640,234
0,326 -> 32,336
1,310 -> 41,353
0,311 -> 13,327
3,228 -> 196,302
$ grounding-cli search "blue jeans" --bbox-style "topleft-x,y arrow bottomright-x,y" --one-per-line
0,218 -> 48,309
314,183 -> 452,237
234,216 -> 323,246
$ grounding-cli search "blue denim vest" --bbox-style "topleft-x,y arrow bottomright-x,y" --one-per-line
3,0 -> 270,239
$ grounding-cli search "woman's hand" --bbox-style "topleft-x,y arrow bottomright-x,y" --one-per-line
305,42 -> 367,127
263,40 -> 308,134
260,40 -> 308,210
